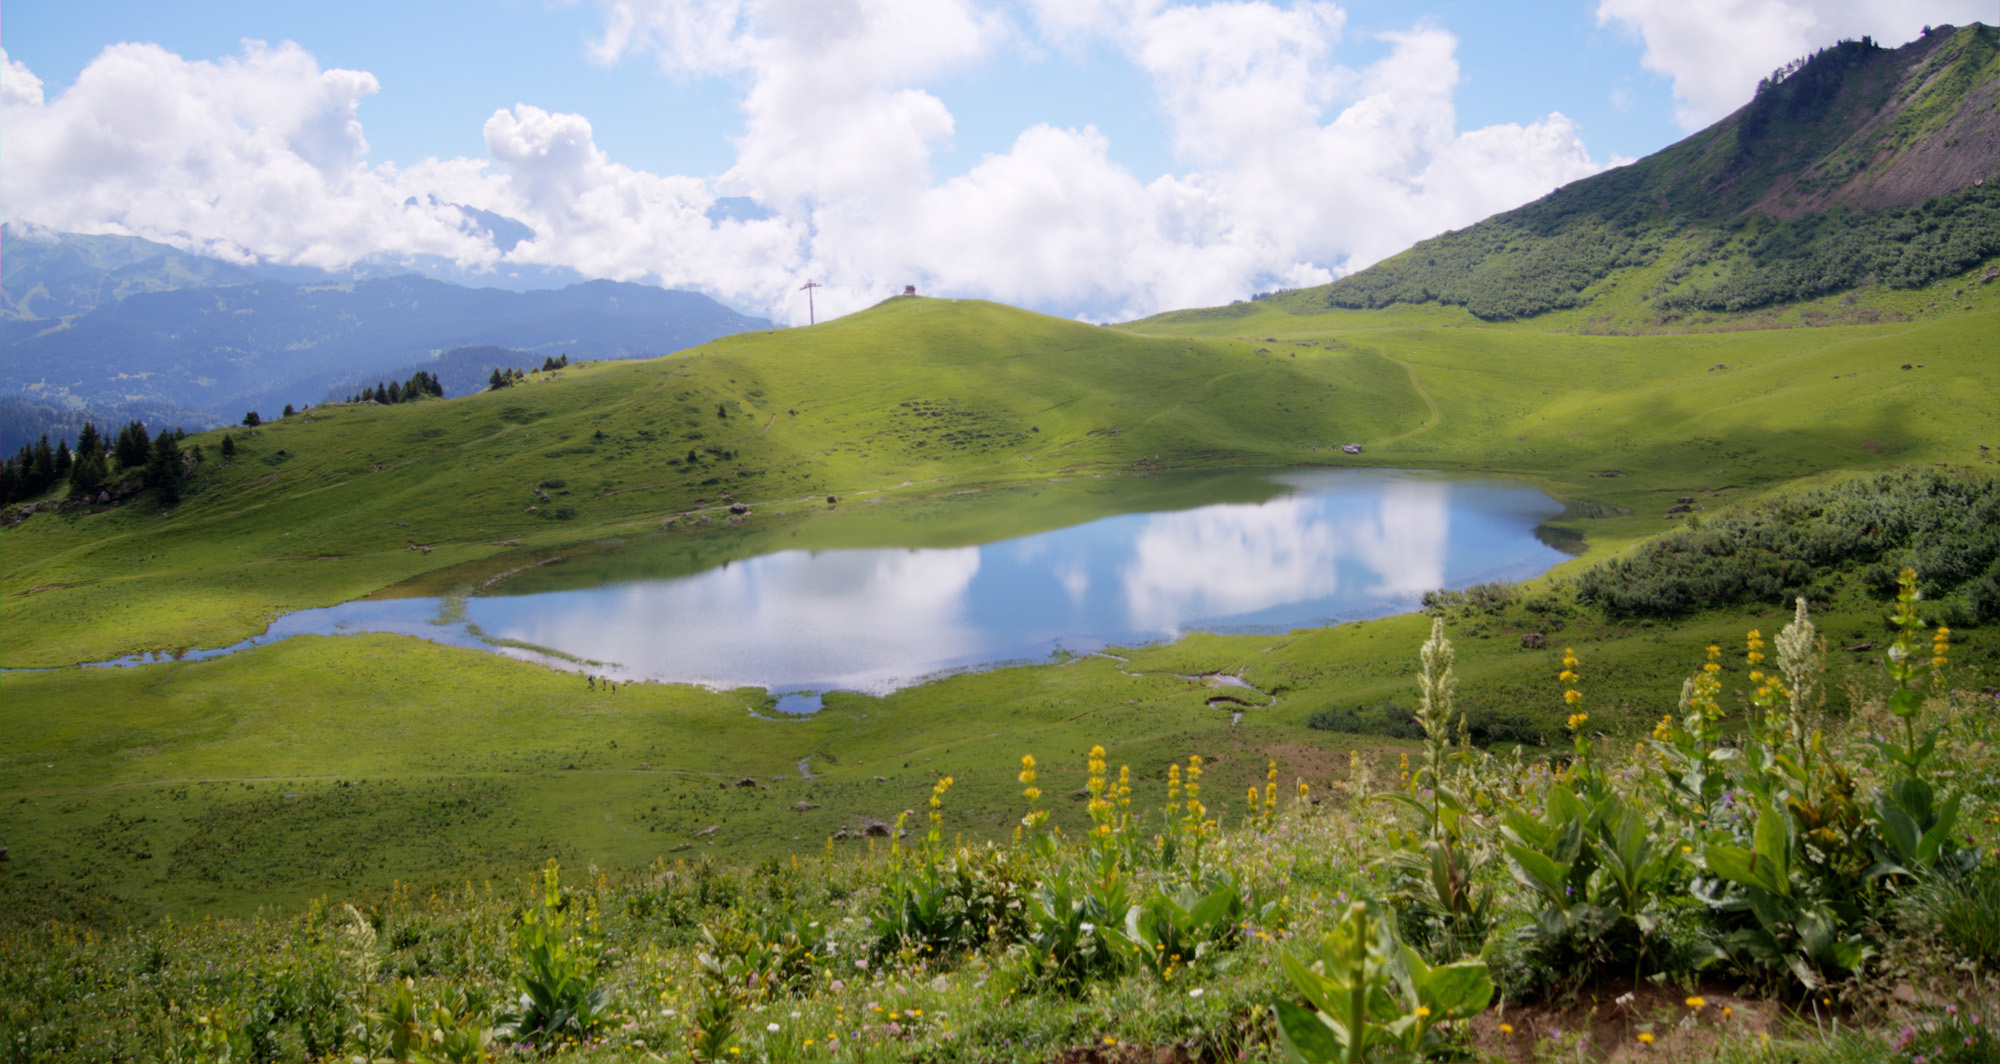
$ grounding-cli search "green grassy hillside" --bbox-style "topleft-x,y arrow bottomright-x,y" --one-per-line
2,283 -> 1994,921
1238,23 -> 1999,329
5,295 -> 1996,666
1,297 -> 1425,665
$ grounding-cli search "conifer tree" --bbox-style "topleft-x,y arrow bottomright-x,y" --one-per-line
242,411 -> 261,427
283,403 -> 296,417
32,435 -> 55,486
221,434 -> 236,458
114,422 -> 151,469
54,438 -> 72,479
145,432 -> 185,505
75,422 -> 102,462
68,443 -> 106,497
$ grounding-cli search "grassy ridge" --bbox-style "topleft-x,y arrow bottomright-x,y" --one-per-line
0,298 -> 1416,665
6,298 -> 1994,666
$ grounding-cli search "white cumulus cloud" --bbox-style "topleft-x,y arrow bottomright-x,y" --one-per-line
3,3 -> 1621,324
1596,0 -> 1996,130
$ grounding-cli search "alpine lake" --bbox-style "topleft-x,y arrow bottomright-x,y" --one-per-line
100,468 -> 1573,706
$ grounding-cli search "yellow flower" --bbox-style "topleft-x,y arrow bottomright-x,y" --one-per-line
1685,996 -> 1706,1009
1413,1006 -> 1431,1018
1499,1023 -> 1514,1036
1722,1006 -> 1734,1020
1563,688 -> 1582,705
1637,1031 -> 1654,1045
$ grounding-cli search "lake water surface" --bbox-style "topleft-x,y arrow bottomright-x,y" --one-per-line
106,469 -> 1568,694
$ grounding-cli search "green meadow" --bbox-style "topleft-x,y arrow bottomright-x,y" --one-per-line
1,268 -> 1996,1063
1,267 -> 1993,919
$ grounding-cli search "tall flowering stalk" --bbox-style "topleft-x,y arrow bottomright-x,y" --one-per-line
1775,597 -> 1823,750
1685,646 -> 1725,756
1642,643 -> 1731,821
1116,765 -> 1133,833
1018,755 -> 1048,839
1157,754 -> 1211,870
1181,755 -> 1209,844
926,775 -> 954,852
1414,617 -> 1460,833
1086,745 -> 1114,839
1881,568 -> 1946,777
1560,647 -> 1592,778
1745,629 -> 1789,747
1263,760 -> 1279,830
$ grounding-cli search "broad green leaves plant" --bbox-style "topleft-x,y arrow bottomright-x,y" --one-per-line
350,980 -> 493,1064
1273,901 -> 1491,1063
500,861 -> 612,1044
1383,838 -> 1493,964
1500,784 -> 1681,982
1022,869 -> 1131,994
699,909 -> 830,999
1696,796 -> 1871,990
1123,877 -> 1279,980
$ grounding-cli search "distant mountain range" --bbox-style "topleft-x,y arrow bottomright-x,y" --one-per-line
1257,22 -> 1998,326
0,226 -> 772,430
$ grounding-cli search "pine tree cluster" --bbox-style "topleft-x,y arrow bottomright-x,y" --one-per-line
347,370 -> 445,405
488,355 -> 567,391
1,420 -> 195,506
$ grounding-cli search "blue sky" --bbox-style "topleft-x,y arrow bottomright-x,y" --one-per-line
2,0 -> 1984,322
4,0 -> 1687,179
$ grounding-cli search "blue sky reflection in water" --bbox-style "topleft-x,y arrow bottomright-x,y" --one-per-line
456,469 -> 1565,693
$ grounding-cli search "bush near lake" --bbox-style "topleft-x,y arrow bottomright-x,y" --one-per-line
1578,466 -> 2000,622
3,570 -> 1996,1063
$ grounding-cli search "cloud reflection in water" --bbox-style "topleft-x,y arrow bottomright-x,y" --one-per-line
460,472 -> 1554,694
1121,480 -> 1448,636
